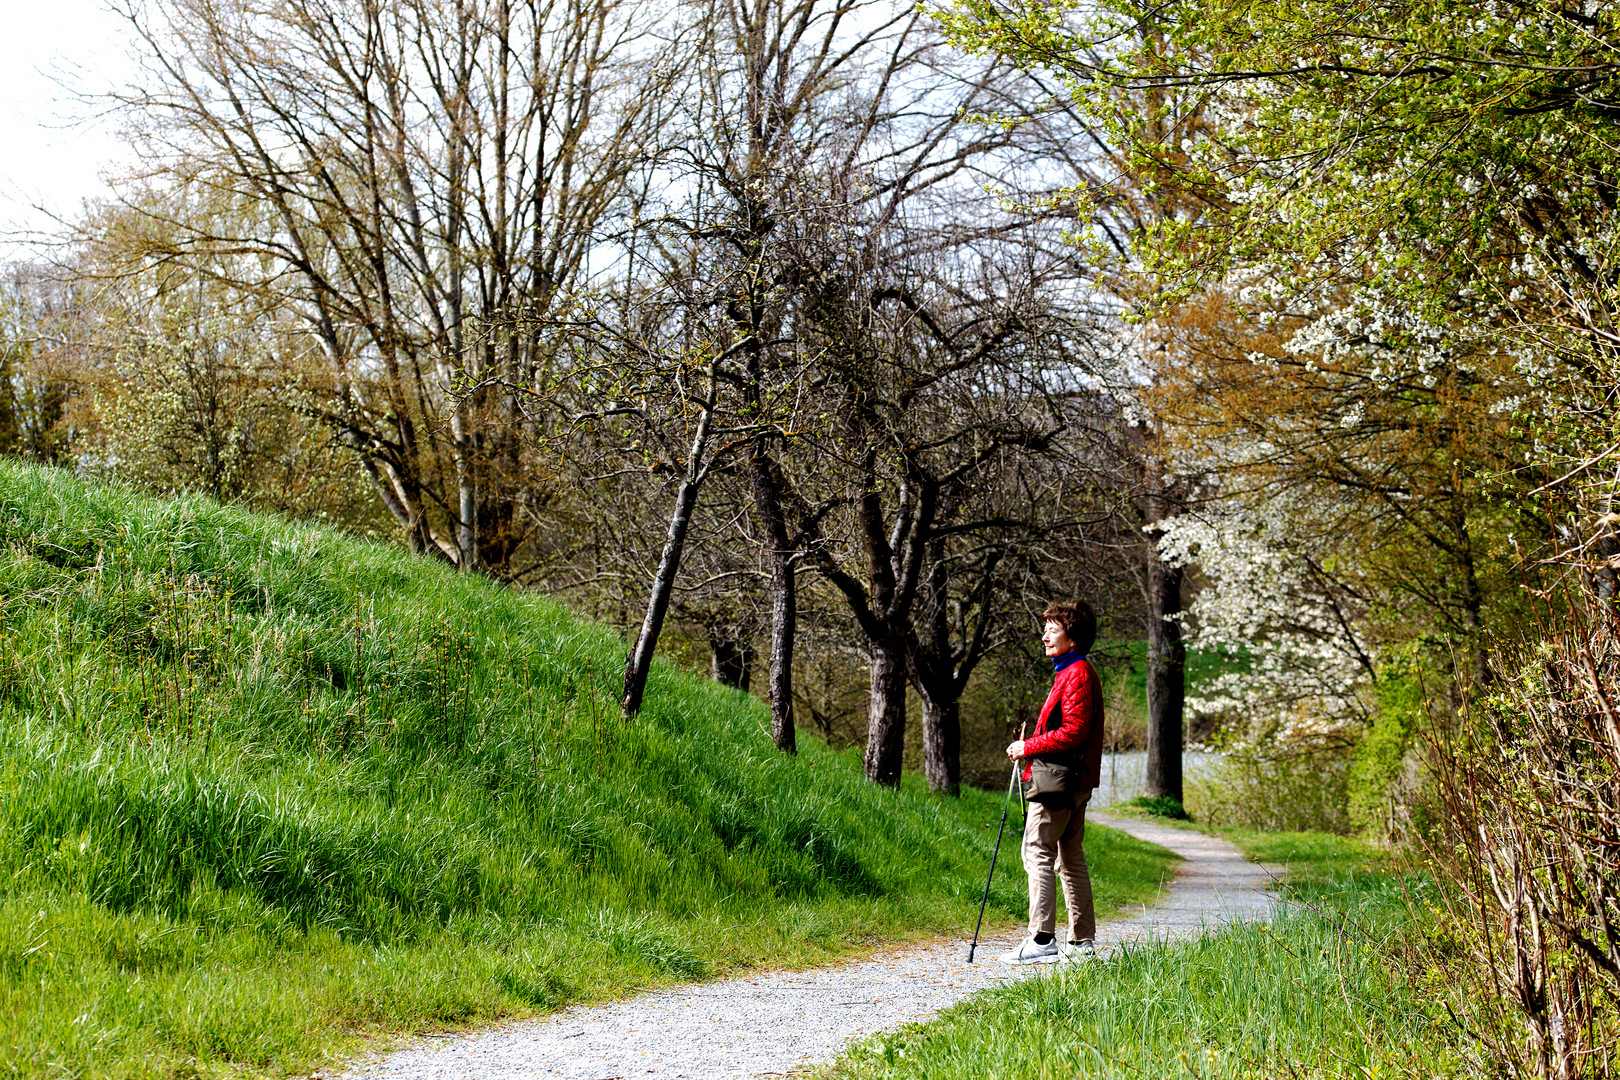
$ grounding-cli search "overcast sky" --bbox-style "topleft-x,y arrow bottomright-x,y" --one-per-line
2,0 -> 142,255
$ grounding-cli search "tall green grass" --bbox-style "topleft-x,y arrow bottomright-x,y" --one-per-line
824,836 -> 1458,1080
0,462 -> 1175,1079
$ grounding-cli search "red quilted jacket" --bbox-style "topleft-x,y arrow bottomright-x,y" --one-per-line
1020,656 -> 1105,790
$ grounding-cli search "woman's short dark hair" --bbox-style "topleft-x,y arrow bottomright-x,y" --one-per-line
1042,601 -> 1097,654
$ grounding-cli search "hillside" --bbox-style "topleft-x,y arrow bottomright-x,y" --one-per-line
0,462 -> 1173,1079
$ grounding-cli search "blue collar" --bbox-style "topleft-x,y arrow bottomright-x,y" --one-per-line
1051,649 -> 1085,672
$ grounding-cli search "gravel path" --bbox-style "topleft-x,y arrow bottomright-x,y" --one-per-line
343,814 -> 1279,1080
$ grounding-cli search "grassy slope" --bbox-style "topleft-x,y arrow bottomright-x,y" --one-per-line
823,832 -> 1461,1080
0,462 -> 1175,1080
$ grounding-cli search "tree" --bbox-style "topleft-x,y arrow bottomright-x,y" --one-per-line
904,442 -> 1113,794
1136,459 -> 1186,802
787,248 -> 1096,788
542,0 -> 1096,744
0,264 -> 72,465
937,0 -> 1619,516
653,0 -> 1072,756
1142,287 -> 1538,694
114,0 -> 674,571
530,297 -> 779,719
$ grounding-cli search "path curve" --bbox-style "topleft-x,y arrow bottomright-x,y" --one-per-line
343,814 -> 1278,1080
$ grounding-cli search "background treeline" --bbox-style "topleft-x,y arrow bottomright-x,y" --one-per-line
2,0 -> 1211,800
0,0 -> 1575,816
934,0 -> 1620,1074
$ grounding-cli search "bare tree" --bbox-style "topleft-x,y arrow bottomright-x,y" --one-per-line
0,264 -> 74,466
604,0 -> 1100,762
784,242 -> 1102,788
904,431 -> 1122,794
112,0 -> 673,572
525,253 -> 792,718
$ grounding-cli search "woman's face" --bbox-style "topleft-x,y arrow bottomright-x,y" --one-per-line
1041,619 -> 1074,658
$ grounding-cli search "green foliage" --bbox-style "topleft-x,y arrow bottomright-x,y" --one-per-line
935,0 -> 1616,537
1348,655 -> 1427,837
938,0 -> 1618,342
1186,745 -> 1352,834
1120,795 -> 1190,821
933,0 -> 1589,703
0,461 -> 1177,1079
825,869 -> 1459,1080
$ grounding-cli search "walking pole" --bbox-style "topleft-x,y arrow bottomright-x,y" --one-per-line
967,724 -> 1026,963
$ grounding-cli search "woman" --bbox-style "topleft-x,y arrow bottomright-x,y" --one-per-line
999,600 -> 1106,964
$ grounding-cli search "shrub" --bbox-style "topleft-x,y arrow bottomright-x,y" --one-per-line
1424,608 -> 1620,1079
1121,795 -> 1190,821
1185,744 -> 1350,834
1347,654 -> 1426,839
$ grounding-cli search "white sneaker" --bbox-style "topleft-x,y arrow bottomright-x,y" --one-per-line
997,936 -> 1060,965
1060,938 -> 1097,962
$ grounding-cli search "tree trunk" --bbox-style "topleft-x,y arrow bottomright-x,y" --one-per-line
921,692 -> 960,796
621,474 -> 702,720
864,638 -> 908,787
707,627 -> 754,691
621,357 -> 721,720
764,559 -> 796,753
1145,557 -> 1186,802
357,453 -> 456,564
749,450 -> 797,754
1452,511 -> 1491,689
908,545 -> 995,798
453,424 -> 477,569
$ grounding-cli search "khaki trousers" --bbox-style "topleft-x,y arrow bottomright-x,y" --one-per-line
1021,789 -> 1096,942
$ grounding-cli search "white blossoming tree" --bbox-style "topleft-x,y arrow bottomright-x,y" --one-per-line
1156,495 -> 1373,748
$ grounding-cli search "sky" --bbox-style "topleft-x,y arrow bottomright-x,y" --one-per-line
1,0 -> 142,255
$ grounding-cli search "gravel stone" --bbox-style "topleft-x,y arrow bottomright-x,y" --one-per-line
343,813 -> 1279,1080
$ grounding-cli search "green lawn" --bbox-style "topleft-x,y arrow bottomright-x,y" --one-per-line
0,462 -> 1177,1080
822,832 -> 1460,1080
1101,808 -> 1390,882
